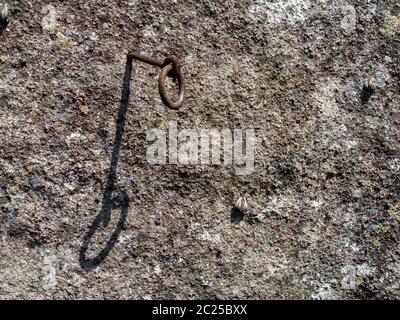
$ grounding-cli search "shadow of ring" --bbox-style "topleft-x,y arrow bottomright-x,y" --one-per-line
79,191 -> 129,271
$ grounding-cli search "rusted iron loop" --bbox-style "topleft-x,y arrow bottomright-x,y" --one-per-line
127,51 -> 185,110
159,56 -> 185,110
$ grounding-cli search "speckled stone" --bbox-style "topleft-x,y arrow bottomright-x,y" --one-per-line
0,0 -> 399,299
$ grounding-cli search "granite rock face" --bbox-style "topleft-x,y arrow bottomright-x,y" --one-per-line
0,0 -> 399,299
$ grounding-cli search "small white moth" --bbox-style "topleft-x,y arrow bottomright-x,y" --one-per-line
0,3 -> 8,21
235,195 -> 248,212
0,2 -> 9,34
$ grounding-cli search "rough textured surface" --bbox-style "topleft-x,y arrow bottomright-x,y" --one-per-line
0,0 -> 400,299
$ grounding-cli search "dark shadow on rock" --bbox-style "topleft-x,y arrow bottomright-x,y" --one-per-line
0,20 -> 8,37
230,208 -> 244,224
79,56 -> 133,271
361,85 -> 374,105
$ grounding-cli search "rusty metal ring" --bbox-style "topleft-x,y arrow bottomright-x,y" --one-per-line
128,51 -> 185,110
159,58 -> 185,110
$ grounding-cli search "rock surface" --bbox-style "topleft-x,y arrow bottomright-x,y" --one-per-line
0,0 -> 399,299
